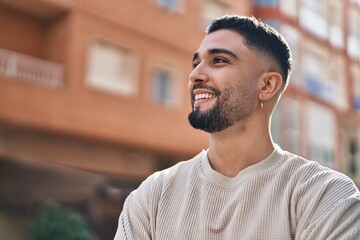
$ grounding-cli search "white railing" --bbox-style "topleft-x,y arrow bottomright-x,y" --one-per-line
0,48 -> 63,88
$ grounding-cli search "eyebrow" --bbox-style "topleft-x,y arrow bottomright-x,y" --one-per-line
193,48 -> 238,62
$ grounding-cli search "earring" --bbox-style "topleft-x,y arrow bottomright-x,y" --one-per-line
260,100 -> 264,108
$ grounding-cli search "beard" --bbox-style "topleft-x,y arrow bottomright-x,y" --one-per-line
188,81 -> 257,133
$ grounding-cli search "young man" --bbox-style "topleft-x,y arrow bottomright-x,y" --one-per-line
114,15 -> 360,239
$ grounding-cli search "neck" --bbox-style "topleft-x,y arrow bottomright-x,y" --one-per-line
207,115 -> 274,178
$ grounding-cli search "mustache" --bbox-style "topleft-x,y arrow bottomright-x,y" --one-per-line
192,84 -> 221,96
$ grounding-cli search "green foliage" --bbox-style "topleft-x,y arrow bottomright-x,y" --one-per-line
29,200 -> 96,240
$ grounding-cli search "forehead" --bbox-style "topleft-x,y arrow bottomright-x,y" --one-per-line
196,29 -> 252,57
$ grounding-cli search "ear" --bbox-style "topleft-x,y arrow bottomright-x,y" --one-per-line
258,72 -> 283,101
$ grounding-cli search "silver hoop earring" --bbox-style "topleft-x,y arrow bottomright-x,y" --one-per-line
260,100 -> 264,108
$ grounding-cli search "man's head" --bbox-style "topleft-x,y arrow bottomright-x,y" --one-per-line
207,15 -> 292,91
188,15 -> 292,133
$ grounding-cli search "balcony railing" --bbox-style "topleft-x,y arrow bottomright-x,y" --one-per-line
0,48 -> 63,88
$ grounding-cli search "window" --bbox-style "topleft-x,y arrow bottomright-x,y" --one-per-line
285,99 -> 301,155
301,43 -> 346,108
347,137 -> 359,178
306,103 -> 336,168
350,0 -> 360,6
327,55 -> 346,109
86,39 -> 138,96
299,0 -> 327,39
351,64 -> 360,112
271,98 -> 302,155
279,0 -> 297,17
280,25 -> 299,84
347,8 -> 360,59
151,64 -> 180,105
328,0 -> 344,48
155,0 -> 180,11
302,42 -> 327,94
203,0 -> 231,27
254,0 -> 279,6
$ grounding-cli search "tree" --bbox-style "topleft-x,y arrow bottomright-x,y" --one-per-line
29,200 -> 96,240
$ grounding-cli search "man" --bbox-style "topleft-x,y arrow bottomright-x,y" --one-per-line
115,15 -> 360,239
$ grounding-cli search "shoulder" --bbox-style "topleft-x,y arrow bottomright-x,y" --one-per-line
285,151 -> 357,193
279,153 -> 360,238
281,151 -> 358,196
149,150 -> 203,184
281,151 -> 360,221
130,150 -> 205,200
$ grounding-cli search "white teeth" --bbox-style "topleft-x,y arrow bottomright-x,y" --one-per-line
195,93 -> 215,100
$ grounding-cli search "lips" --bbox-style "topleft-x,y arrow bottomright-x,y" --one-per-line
192,87 -> 218,109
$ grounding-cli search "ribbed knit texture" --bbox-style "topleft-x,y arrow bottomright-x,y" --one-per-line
114,146 -> 360,240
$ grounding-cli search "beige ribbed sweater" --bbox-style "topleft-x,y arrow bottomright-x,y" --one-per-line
114,146 -> 360,240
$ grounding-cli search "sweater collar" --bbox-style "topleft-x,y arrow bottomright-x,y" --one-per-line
198,144 -> 285,188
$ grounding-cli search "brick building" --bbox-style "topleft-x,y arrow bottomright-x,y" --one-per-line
253,0 -> 360,186
0,0 -> 251,239
0,0 -> 359,239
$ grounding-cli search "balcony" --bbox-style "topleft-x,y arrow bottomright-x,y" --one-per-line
0,0 -> 70,20
0,48 -> 64,88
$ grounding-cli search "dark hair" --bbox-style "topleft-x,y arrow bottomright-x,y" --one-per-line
207,15 -> 292,91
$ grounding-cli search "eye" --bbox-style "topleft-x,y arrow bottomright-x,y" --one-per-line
192,61 -> 200,69
213,57 -> 228,65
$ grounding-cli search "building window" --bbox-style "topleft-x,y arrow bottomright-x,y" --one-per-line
203,0 -> 231,27
155,0 -> 180,11
327,55 -> 346,109
86,38 -> 138,96
351,64 -> 360,112
302,42 -> 327,94
279,0 -> 297,17
347,137 -> 359,178
306,103 -> 336,168
301,43 -> 346,108
284,98 -> 301,155
151,64 -> 179,105
254,0 -> 279,6
299,0 -> 327,39
271,98 -> 302,155
349,0 -> 360,4
347,8 -> 360,59
328,0 -> 344,48
280,24 -> 299,84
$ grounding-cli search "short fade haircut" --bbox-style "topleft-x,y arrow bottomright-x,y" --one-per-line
207,15 -> 292,91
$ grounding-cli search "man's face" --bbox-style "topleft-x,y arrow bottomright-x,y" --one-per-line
188,29 -> 263,133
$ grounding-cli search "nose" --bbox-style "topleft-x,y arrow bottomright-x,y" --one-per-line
189,63 -> 209,85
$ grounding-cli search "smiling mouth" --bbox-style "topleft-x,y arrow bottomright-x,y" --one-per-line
194,93 -> 216,101
193,91 -> 217,110
192,85 -> 220,109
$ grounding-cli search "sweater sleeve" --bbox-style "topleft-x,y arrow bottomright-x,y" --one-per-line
294,167 -> 360,240
300,194 -> 360,239
114,192 -> 152,240
114,171 -> 165,240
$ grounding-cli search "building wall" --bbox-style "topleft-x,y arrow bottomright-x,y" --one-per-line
1,0 -> 360,239
0,5 -> 46,57
254,0 -> 360,186
0,1 -> 253,239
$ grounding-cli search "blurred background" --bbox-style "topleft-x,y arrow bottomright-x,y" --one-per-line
0,0 -> 360,239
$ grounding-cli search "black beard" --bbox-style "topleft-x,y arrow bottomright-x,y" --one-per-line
188,98 -> 232,133
188,82 -> 257,133
188,104 -> 232,133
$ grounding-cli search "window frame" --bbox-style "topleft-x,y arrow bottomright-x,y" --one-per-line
85,37 -> 139,97
149,60 -> 182,107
